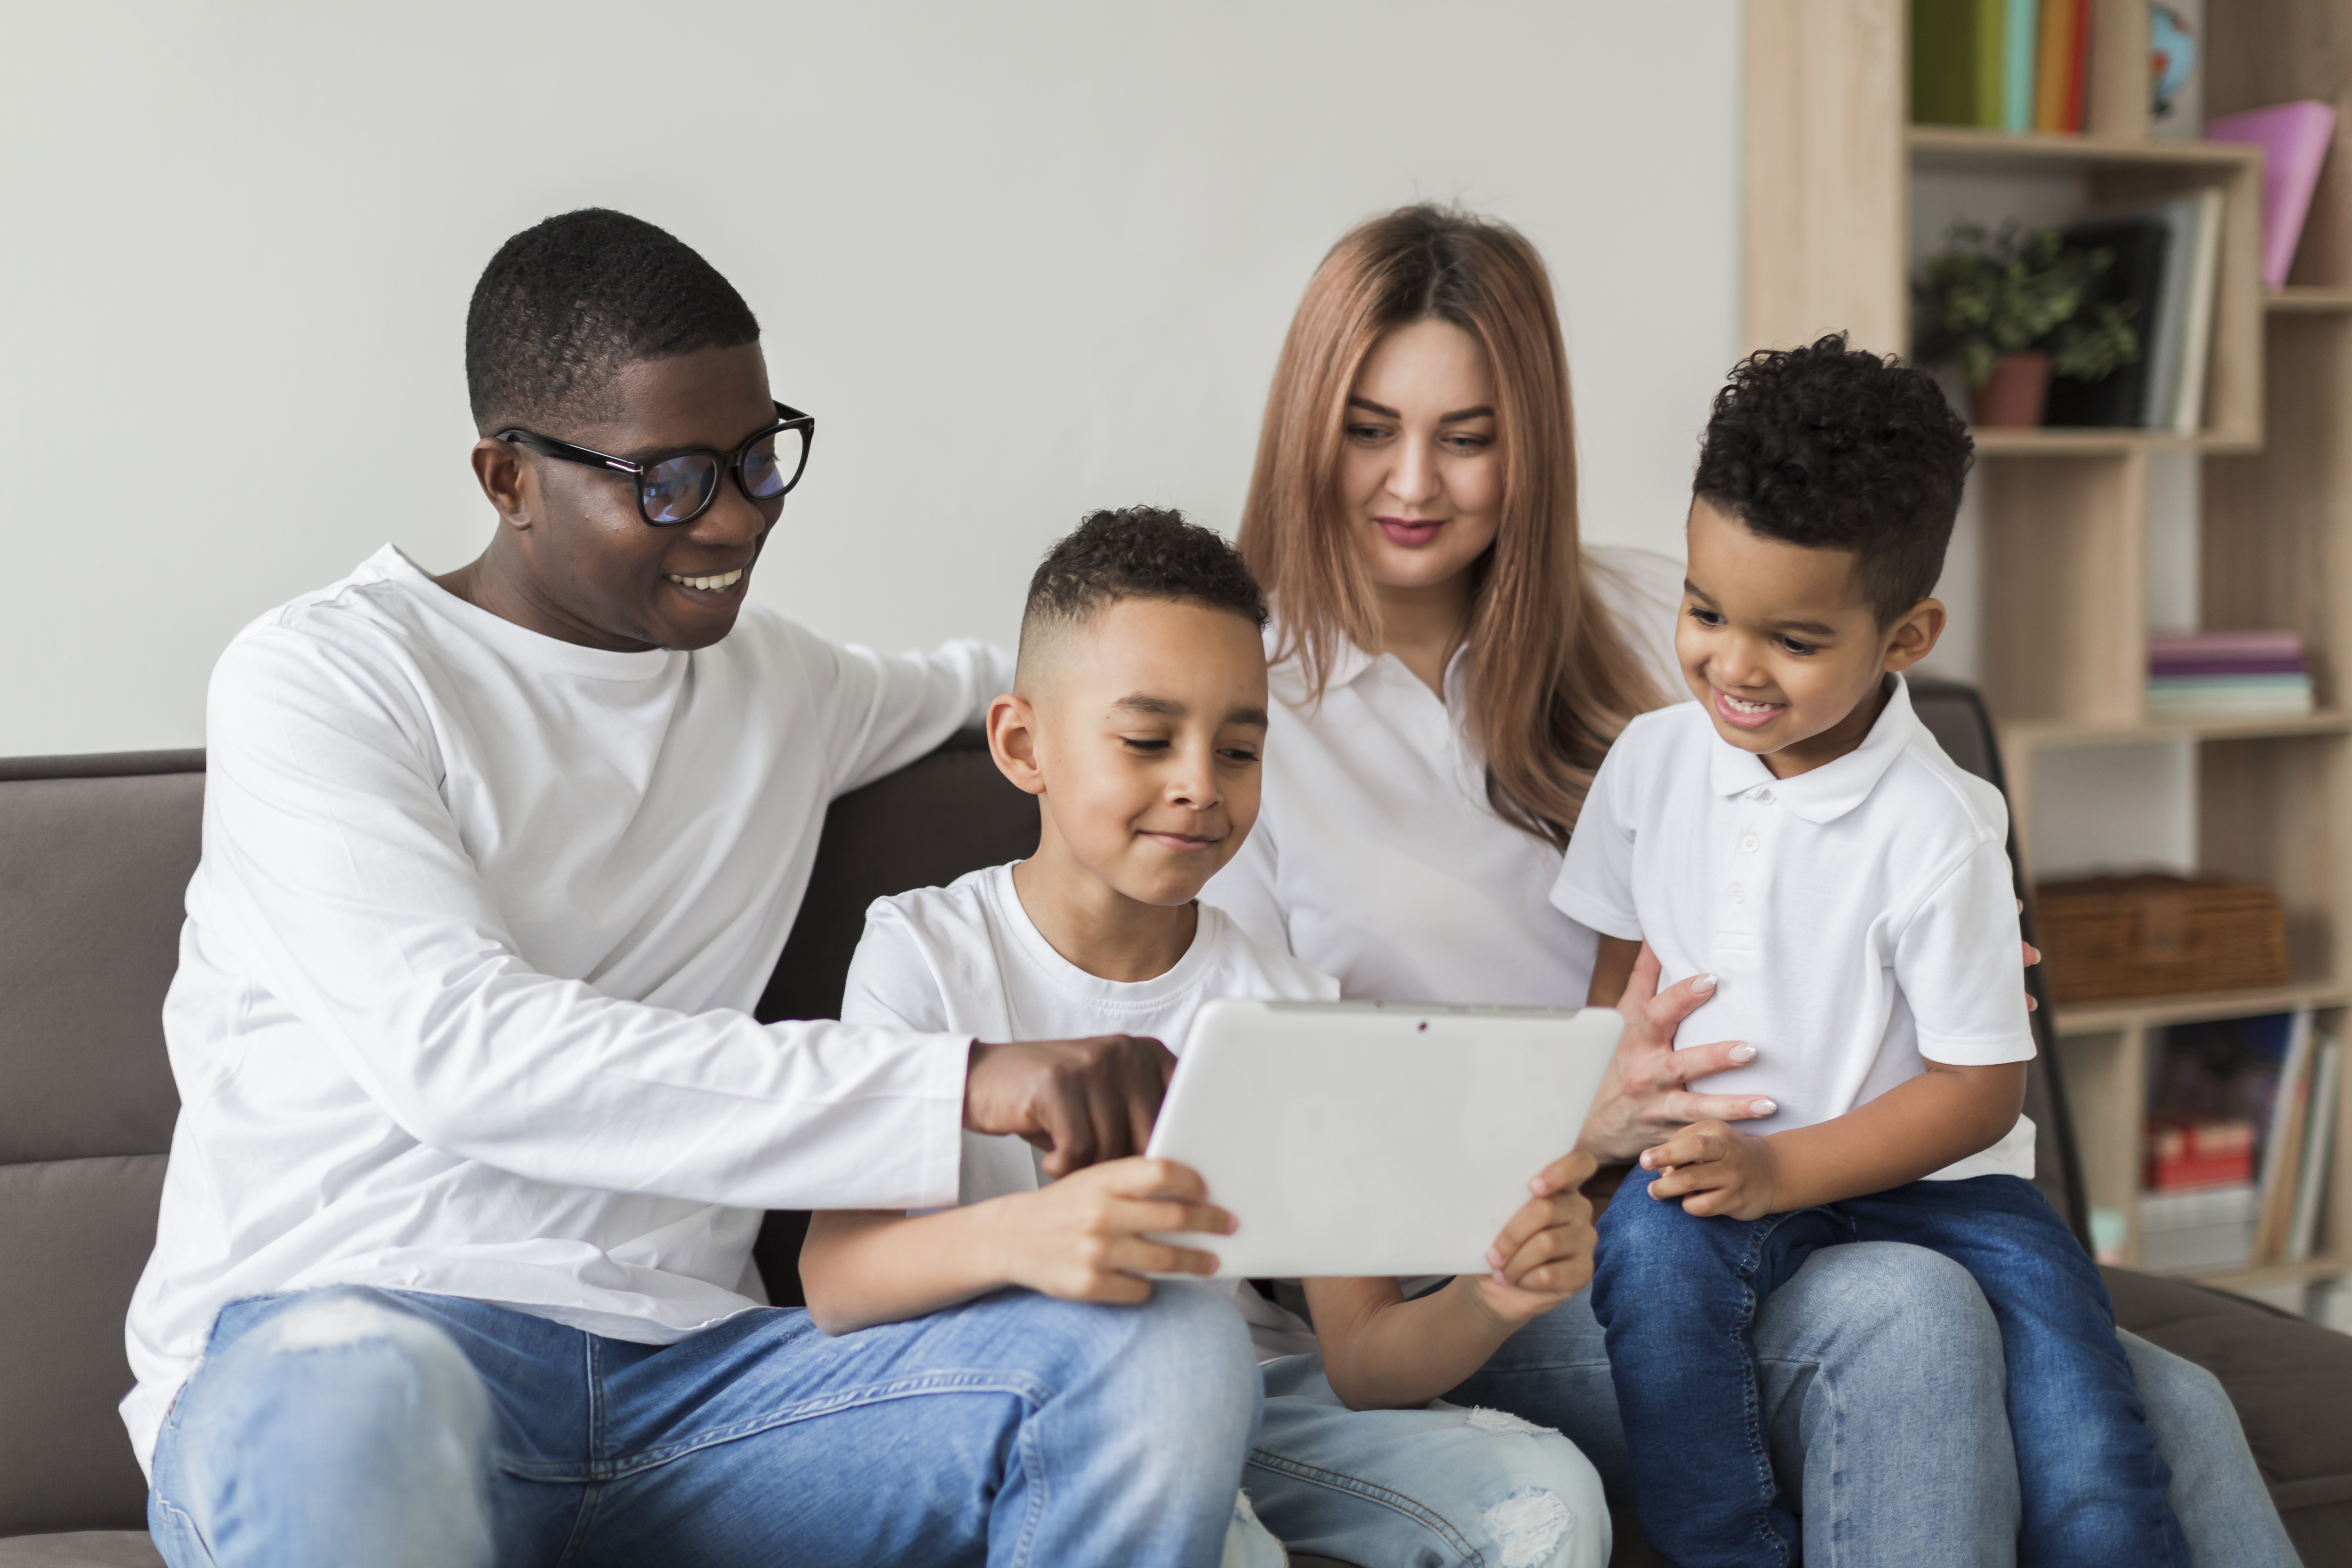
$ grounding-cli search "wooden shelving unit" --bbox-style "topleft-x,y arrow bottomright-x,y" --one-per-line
1747,0 -> 2352,1297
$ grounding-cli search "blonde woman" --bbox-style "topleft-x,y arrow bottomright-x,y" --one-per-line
1206,204 -> 2294,1566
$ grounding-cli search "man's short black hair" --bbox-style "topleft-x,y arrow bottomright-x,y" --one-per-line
1019,508 -> 1266,672
465,208 -> 760,435
1693,333 -> 1975,624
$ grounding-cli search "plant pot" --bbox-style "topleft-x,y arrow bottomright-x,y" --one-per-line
1970,350 -> 2053,428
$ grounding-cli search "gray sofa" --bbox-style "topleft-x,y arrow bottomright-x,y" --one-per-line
6,683 -> 2352,1565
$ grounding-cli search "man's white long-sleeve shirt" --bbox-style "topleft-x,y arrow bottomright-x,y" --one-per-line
122,545 -> 1013,1472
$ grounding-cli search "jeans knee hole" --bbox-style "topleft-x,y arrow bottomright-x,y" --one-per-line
1482,1486 -> 1574,1568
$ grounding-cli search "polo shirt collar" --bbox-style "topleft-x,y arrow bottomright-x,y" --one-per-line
1706,674 -> 1920,825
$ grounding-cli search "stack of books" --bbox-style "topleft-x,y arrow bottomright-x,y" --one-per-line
1911,0 -> 2092,134
2140,1010 -> 2342,1275
2146,1116 -> 2255,1190
2146,631 -> 2314,718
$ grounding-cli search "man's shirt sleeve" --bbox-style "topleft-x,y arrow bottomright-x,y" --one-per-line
198,624 -> 967,1213
795,629 -> 1016,800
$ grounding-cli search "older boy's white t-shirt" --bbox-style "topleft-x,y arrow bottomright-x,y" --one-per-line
1550,676 -> 2037,1182
842,862 -> 1340,1356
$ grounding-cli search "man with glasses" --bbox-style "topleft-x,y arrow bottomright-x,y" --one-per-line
124,208 -> 1260,1568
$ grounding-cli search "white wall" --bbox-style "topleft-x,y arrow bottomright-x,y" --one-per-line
0,2 -> 1742,757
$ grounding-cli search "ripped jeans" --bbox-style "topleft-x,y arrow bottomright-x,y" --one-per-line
145,1282 -> 1261,1568
1243,1354 -> 1609,1568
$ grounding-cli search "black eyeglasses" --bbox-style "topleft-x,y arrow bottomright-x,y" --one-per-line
498,401 -> 816,527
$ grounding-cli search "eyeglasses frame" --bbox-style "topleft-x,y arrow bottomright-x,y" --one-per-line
495,400 -> 817,527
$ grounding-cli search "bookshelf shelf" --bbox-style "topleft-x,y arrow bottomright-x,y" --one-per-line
2051,980 -> 2352,1039
1750,0 -> 2352,1294
2269,286 -> 2352,313
1968,428 -> 2263,455
1908,123 -> 2266,174
2002,710 -> 2352,750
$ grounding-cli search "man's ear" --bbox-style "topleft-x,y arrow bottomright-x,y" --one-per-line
470,438 -> 536,532
1880,597 -> 1947,674
988,692 -> 1047,798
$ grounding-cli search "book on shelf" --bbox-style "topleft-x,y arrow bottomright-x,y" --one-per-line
2206,100 -> 2339,290
2146,1115 -> 2255,1190
2252,1008 -> 2317,1261
2139,1182 -> 2257,1274
2148,0 -> 2204,141
2044,215 -> 2169,428
2146,629 -> 2314,718
2032,0 -> 2088,134
2288,1037 -> 2341,1262
2002,0 -> 2037,133
1911,0 -> 2011,129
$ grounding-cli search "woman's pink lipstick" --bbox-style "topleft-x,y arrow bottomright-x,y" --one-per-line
1377,516 -> 1445,547
1712,686 -> 1785,731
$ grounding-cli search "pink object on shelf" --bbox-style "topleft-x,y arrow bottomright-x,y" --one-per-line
2207,101 -> 2339,289
2148,630 -> 2304,660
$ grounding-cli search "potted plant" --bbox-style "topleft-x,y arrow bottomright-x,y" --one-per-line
1912,223 -> 2140,427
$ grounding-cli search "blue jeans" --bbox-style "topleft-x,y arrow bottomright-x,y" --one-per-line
146,1281 -> 1260,1568
1245,1353 -> 1609,1567
1446,1240 -> 2293,1568
1589,1172 -> 2188,1568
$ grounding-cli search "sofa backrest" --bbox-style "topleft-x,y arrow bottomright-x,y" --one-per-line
0,750 -> 203,1536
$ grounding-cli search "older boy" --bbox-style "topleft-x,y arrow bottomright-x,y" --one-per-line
127,211 -> 1259,1568
1558,337 -> 2187,1566
804,508 -> 1611,1568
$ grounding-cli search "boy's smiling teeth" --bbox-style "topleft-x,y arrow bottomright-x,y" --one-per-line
1721,691 -> 1781,714
666,568 -> 743,592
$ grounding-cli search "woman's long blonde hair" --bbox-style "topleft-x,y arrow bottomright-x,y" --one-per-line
1237,204 -> 1665,848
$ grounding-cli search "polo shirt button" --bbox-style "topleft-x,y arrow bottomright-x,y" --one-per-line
1742,835 -> 1759,853
1729,884 -> 1744,904
1756,789 -> 1774,804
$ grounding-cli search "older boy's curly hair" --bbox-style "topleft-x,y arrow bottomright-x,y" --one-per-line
1019,508 -> 1265,676
1693,333 -> 1975,624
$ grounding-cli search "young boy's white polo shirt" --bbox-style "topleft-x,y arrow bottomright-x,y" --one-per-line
1550,676 -> 2037,1181
842,862 -> 1339,1356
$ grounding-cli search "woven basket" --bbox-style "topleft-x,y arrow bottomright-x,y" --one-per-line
2033,874 -> 2288,1004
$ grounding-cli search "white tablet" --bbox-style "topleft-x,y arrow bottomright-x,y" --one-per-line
1142,999 -> 1623,1278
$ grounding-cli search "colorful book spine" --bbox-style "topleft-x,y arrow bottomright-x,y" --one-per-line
2207,102 -> 2339,288
1912,0 -> 2007,128
2033,0 -> 2080,132
2004,0 -> 2039,132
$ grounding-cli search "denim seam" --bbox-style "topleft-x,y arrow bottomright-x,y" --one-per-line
151,1493 -> 220,1568
1733,1216 -> 1802,1568
584,1331 -> 607,1466
551,1481 -> 602,1568
1244,1447 -> 1484,1564
494,1369 -> 1055,1483
1007,1383 -> 1050,1568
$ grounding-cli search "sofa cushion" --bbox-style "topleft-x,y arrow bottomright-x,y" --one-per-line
0,1535 -> 164,1567
0,767 -> 196,1165
0,1156 -> 168,1536
2108,1265 -> 2352,1562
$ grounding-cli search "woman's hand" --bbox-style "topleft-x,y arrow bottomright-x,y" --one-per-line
1467,1150 -> 1599,1328
1639,1120 -> 1782,1221
1578,941 -> 1775,1163
988,1157 -> 1232,1304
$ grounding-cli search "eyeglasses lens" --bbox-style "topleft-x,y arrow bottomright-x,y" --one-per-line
640,455 -> 719,524
741,428 -> 804,501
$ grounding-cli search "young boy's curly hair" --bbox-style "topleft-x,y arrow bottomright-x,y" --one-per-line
1694,333 -> 1975,624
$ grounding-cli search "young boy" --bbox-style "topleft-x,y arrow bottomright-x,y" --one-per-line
801,507 -> 1611,1568
1556,337 -> 2188,1568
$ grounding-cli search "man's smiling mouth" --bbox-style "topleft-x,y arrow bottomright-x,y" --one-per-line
665,569 -> 744,593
